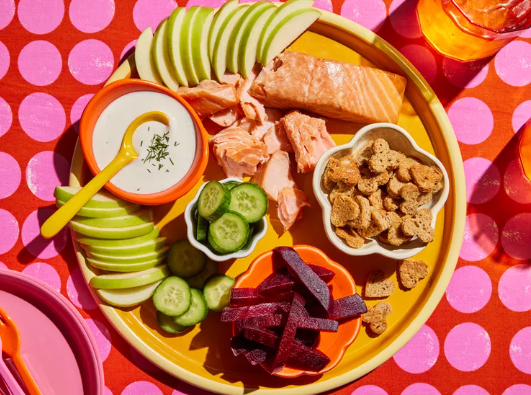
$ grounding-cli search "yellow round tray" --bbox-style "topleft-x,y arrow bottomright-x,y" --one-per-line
70,10 -> 466,395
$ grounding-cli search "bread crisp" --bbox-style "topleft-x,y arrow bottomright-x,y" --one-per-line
364,270 -> 395,298
411,164 -> 443,193
335,227 -> 365,249
331,194 -> 359,227
399,259 -> 429,289
402,208 -> 435,243
362,302 -> 392,335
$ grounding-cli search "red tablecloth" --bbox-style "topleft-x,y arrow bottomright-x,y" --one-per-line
1,0 -> 531,394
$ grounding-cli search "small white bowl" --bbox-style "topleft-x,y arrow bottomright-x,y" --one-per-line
313,123 -> 450,259
184,178 -> 268,262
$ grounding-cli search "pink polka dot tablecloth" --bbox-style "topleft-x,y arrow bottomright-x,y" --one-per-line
1,0 -> 531,394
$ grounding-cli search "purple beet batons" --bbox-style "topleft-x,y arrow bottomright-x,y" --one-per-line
223,247 -> 368,374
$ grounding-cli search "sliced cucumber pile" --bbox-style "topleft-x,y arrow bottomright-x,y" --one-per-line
187,259 -> 217,289
157,311 -> 189,334
174,288 -> 208,326
194,180 -> 267,255
152,276 -> 191,316
168,239 -> 206,277
203,275 -> 235,312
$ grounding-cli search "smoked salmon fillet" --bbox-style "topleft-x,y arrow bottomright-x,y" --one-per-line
250,51 -> 407,124
252,151 -> 297,201
178,80 -> 238,118
281,110 -> 336,173
209,106 -> 243,127
210,127 -> 268,178
277,187 -> 310,232
263,122 -> 293,155
237,67 -> 267,125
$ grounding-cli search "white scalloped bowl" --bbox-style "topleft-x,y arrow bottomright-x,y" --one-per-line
313,123 -> 450,259
184,178 -> 268,262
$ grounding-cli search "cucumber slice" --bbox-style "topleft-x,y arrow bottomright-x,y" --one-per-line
196,215 -> 208,241
208,211 -> 250,254
223,181 -> 241,190
229,183 -> 268,223
153,276 -> 192,316
198,181 -> 231,221
203,274 -> 235,312
187,259 -> 217,289
168,240 -> 206,277
157,311 -> 189,334
174,288 -> 208,326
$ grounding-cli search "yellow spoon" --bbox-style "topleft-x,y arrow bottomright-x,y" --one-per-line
41,111 -> 170,239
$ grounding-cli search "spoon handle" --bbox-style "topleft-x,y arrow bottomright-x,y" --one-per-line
0,358 -> 25,395
40,154 -> 133,239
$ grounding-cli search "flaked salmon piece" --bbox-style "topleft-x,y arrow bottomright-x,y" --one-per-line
277,187 -> 310,232
178,80 -> 238,118
219,73 -> 244,86
281,110 -> 336,173
263,122 -> 293,155
252,151 -> 297,201
250,51 -> 407,124
209,106 -> 243,127
210,127 -> 268,178
237,67 -> 267,125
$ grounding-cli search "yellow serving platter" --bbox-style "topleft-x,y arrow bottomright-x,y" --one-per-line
70,10 -> 466,395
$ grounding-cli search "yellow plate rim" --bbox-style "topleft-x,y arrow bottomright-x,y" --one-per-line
70,9 -> 466,395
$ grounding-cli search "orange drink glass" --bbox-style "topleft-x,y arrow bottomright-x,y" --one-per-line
417,0 -> 531,61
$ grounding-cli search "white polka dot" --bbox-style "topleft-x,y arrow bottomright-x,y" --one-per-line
0,96 -> 12,137
502,384 -> 531,395
504,159 -> 531,204
0,261 -> 6,269
453,385 -> 490,395
22,262 -> 61,292
448,98 -> 494,145
402,383 -> 441,395
444,323 -> 491,372
463,157 -> 500,204
17,0 -> 64,34
0,0 -> 16,30
18,41 -> 62,86
68,40 -> 114,85
460,214 -> 498,262
18,93 -> 66,142
0,152 -> 21,199
67,267 -> 97,310
70,94 -> 94,131
121,381 -> 163,395
352,386 -> 388,395
400,44 -> 437,84
443,57 -> 489,89
501,213 -> 531,260
495,41 -> 531,87
499,264 -> 531,312
446,266 -> 492,313
85,319 -> 111,362
393,325 -> 439,373
0,41 -> 9,80
133,0 -> 177,32
340,0 -> 387,32
512,100 -> 531,133
26,151 -> 69,201
69,0 -> 115,33
21,208 -> 68,259
389,0 -> 422,39
510,327 -> 531,374
0,209 -> 19,255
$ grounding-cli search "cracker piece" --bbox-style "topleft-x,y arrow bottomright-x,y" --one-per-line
411,164 -> 443,193
432,180 -> 444,194
354,141 -> 374,167
365,270 -> 395,298
383,194 -> 401,212
386,212 -> 412,246
369,139 -> 405,174
359,208 -> 391,238
387,175 -> 409,198
368,189 -> 384,210
362,302 -> 392,335
326,156 -> 360,186
331,195 -> 360,227
349,195 -> 371,229
329,182 -> 358,204
402,208 -> 435,243
400,184 -> 421,215
417,191 -> 433,206
323,170 -> 336,191
358,167 -> 391,195
397,157 -> 421,182
335,227 -> 365,249
399,259 -> 429,289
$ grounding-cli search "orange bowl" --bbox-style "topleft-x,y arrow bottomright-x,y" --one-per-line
233,245 -> 361,378
79,79 -> 209,205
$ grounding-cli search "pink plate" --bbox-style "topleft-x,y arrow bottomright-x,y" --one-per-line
0,269 -> 104,395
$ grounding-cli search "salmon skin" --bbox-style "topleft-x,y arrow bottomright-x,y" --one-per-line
250,51 -> 407,124
281,110 -> 336,173
178,80 -> 238,118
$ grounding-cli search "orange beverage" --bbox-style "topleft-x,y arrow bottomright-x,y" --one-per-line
417,0 -> 531,61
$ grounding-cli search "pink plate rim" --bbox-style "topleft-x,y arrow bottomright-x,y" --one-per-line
0,268 -> 105,395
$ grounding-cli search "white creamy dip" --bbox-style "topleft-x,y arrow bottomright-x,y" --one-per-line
93,91 -> 196,194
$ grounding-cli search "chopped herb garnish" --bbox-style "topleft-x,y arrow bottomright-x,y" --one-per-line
158,164 -> 163,170
147,169 -> 151,173
143,131 -> 170,165
140,141 -> 143,146
169,158 -> 174,166
165,169 -> 169,173
137,188 -> 140,191
148,127 -> 150,131
174,142 -> 179,146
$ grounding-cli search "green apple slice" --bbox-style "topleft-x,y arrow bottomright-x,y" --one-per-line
74,227 -> 160,247
191,7 -> 215,81
84,237 -> 167,257
167,7 -> 189,87
261,8 -> 321,66
56,200 -> 140,219
208,0 -> 239,60
87,246 -> 169,264
227,1 -> 274,74
135,27 -> 163,84
180,6 -> 201,86
69,221 -> 154,239
55,186 -> 130,209
97,281 -> 162,307
212,5 -> 250,81
238,6 -> 275,78
71,209 -> 153,229
257,0 -> 314,64
89,264 -> 170,289
88,257 -> 165,273
153,18 -> 180,91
